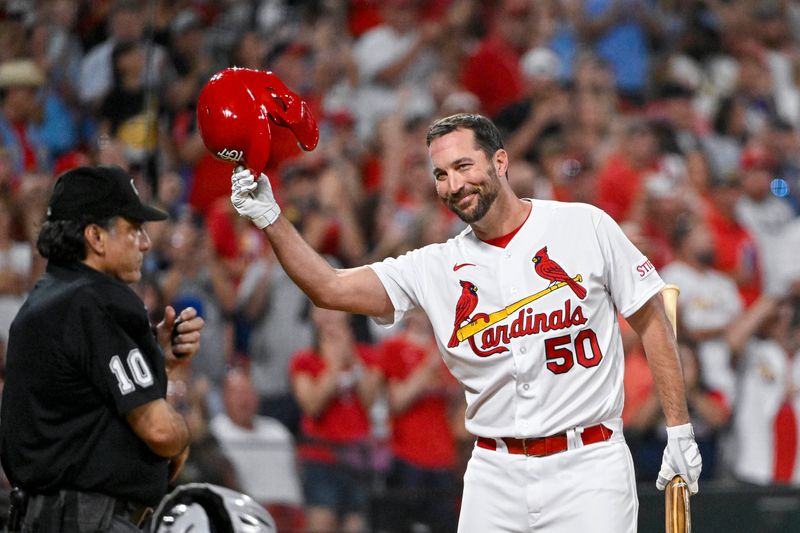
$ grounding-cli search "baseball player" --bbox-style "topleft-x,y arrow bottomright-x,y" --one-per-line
0,166 -> 205,532
229,113 -> 702,532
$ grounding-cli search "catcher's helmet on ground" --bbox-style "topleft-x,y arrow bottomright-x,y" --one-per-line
196,68 -> 318,175
147,483 -> 277,533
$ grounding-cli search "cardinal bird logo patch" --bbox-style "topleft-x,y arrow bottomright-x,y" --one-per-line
532,246 -> 587,300
448,281 -> 478,347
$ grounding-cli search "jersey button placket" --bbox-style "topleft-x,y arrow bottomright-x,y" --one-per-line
518,379 -> 534,397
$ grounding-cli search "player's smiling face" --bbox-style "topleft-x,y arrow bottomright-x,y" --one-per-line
430,128 -> 502,223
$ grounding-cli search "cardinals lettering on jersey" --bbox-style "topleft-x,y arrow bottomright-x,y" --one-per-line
448,281 -> 478,347
533,246 -> 587,300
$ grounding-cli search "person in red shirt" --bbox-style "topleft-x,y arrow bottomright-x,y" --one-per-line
377,309 -> 462,533
459,0 -> 532,117
594,117 -> 662,223
702,173 -> 762,306
290,305 -> 382,533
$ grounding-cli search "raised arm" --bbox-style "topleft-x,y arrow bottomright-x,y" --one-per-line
231,168 -> 394,321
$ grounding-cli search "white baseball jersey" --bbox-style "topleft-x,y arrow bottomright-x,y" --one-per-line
369,200 -> 664,438
732,339 -> 800,486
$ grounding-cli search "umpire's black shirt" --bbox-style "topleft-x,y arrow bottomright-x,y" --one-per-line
0,261 -> 169,506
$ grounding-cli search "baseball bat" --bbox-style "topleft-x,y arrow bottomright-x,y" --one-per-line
660,284 -> 692,533
661,284 -> 679,338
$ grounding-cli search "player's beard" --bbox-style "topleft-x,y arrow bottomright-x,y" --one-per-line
445,166 -> 501,223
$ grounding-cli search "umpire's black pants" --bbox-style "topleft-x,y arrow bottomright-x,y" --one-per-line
22,491 -> 144,532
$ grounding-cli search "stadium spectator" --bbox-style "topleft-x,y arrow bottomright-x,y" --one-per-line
633,167 -> 696,269
730,296 -> 800,486
459,0 -> 533,117
280,161 -> 367,267
731,47 -> 780,139
594,116 -> 663,222
0,59 -> 50,180
369,110 -> 459,266
237,247 -> 313,436
650,81 -> 712,192
160,212 -> 237,414
778,215 -> 800,298
660,218 -> 743,405
290,306 -> 382,533
0,198 -> 32,344
231,30 -> 268,72
376,309 -> 461,533
563,51 -> 617,167
98,40 -> 158,172
78,0 -> 168,109
352,0 -> 441,139
167,364 -> 240,491
700,95 -> 748,184
750,1 -> 799,128
764,116 -> 800,214
735,145 -> 795,296
573,0 -> 665,107
702,170 -> 763,306
495,46 -> 569,164
31,0 -> 83,106
210,367 -> 304,530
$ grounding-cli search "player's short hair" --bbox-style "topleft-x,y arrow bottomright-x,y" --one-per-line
36,215 -> 114,264
426,113 -> 505,161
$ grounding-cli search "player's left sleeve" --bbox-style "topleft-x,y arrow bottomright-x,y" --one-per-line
595,211 -> 665,317
367,249 -> 425,327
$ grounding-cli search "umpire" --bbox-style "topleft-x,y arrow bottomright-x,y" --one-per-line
0,165 -> 205,532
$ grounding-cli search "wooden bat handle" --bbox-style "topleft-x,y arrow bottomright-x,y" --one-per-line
665,474 -> 691,533
661,284 -> 680,338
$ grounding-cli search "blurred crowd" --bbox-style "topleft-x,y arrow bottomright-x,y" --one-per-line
0,0 -> 800,531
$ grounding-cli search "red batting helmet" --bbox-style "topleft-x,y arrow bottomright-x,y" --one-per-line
196,68 -> 319,175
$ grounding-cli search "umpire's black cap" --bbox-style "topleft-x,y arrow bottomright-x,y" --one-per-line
47,165 -> 168,222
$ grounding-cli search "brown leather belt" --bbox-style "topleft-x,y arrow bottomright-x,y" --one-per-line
476,423 -> 613,457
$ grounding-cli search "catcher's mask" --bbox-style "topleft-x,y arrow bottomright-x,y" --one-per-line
147,483 -> 277,533
196,67 -> 319,175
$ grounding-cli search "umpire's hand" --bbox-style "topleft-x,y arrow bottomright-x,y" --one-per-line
157,305 -> 204,369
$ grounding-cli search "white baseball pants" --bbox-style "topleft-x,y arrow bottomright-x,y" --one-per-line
457,436 -> 638,532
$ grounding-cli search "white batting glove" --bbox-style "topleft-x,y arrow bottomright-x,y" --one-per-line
656,422 -> 702,494
230,166 -> 280,229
